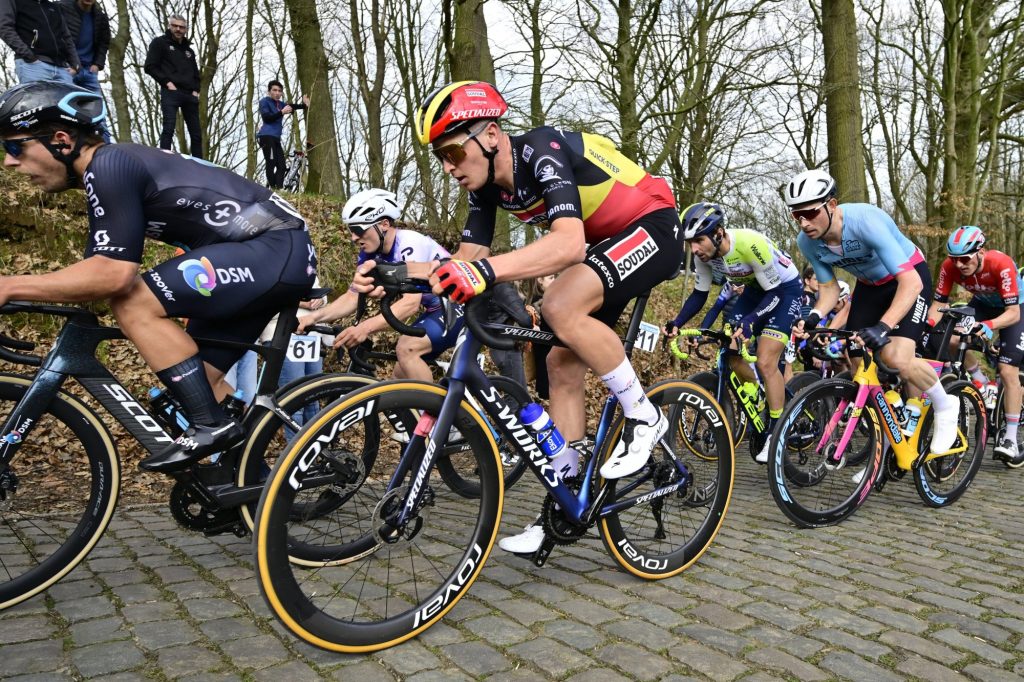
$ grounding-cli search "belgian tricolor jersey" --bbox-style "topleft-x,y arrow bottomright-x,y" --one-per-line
462,127 -> 676,245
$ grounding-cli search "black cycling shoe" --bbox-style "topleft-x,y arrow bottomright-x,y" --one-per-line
139,420 -> 244,473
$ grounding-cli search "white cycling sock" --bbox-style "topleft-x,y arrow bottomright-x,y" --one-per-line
1005,414 -> 1020,443
969,366 -> 987,384
600,356 -> 659,424
924,380 -> 956,413
551,444 -> 580,479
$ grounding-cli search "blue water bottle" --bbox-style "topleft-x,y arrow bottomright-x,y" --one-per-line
519,402 -> 566,459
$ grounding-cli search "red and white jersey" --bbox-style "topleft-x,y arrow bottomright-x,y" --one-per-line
934,249 -> 1021,308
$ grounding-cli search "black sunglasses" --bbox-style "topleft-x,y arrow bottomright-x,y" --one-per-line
2,134 -> 50,158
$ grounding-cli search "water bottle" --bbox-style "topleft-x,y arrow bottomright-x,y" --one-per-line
148,387 -> 189,436
884,390 -> 906,427
903,398 -> 922,436
220,390 -> 247,420
519,403 -> 566,459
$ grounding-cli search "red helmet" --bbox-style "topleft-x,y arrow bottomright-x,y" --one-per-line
414,81 -> 507,145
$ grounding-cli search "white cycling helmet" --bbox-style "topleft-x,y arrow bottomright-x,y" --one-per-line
342,188 -> 401,227
784,169 -> 837,208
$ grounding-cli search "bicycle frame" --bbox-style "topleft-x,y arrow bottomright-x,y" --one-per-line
0,304 -> 309,507
386,303 -> 691,531
819,354 -> 967,472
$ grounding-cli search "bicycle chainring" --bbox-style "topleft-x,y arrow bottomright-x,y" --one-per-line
168,480 -> 241,534
540,476 -> 590,545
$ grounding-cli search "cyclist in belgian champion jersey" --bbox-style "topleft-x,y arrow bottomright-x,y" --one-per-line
928,226 -> 1024,464
396,80 -> 682,554
787,169 -> 960,455
668,203 -> 803,463
298,188 -> 463,381
0,82 -> 316,472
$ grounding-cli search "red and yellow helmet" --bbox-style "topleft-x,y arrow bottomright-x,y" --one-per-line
414,81 -> 507,145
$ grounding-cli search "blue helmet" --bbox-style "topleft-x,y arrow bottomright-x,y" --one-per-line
681,202 -> 726,240
946,226 -> 986,257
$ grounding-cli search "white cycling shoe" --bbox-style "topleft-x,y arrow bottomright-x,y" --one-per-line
600,412 -> 667,479
498,518 -> 545,554
755,440 -> 771,464
930,401 -> 961,454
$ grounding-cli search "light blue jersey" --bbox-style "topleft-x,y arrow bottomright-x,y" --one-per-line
797,204 -> 924,285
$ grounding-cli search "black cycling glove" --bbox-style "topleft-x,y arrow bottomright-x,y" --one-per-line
858,321 -> 892,351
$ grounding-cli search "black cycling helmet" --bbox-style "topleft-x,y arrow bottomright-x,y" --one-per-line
0,82 -> 105,135
0,82 -> 106,187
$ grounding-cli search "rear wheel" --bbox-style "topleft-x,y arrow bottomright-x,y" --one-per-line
914,380 -> 986,507
767,378 -> 882,528
684,371 -> 745,445
600,380 -> 734,579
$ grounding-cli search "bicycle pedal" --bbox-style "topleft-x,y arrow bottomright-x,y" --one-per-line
531,537 -> 556,567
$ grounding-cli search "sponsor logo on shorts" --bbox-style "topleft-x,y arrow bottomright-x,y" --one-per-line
607,228 -> 658,279
149,271 -> 176,302
179,257 -> 217,297
587,253 -> 616,288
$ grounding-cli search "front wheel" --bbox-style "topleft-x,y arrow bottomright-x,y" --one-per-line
913,380 -> 986,507
599,380 -> 734,579
254,381 -> 502,652
767,377 -> 882,528
0,374 -> 120,610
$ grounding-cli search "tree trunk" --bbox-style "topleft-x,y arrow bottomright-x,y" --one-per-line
284,0 -> 343,195
244,0 -> 257,180
821,0 -> 867,203
349,0 -> 387,188
447,0 -> 510,251
106,0 -> 132,142
197,0 -> 219,160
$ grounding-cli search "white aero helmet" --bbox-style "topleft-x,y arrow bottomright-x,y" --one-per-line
342,188 -> 401,227
784,169 -> 837,207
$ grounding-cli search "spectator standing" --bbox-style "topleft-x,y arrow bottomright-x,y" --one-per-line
144,14 -> 202,158
0,0 -> 80,84
59,0 -> 111,142
256,79 -> 308,189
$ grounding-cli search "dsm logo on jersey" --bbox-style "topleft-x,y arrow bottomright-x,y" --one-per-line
607,228 -> 658,279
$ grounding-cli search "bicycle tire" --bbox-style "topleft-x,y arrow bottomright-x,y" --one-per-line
766,377 -> 882,528
599,380 -> 734,579
913,380 -> 985,507
254,381 -> 501,652
786,371 -> 820,395
0,374 -> 120,610
436,375 -> 529,495
236,372 -> 383,533
991,371 -> 1024,466
685,370 -> 745,445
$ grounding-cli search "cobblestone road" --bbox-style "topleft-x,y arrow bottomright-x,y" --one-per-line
4,450 -> 1024,681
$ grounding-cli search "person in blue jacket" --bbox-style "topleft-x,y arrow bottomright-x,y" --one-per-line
256,79 -> 308,189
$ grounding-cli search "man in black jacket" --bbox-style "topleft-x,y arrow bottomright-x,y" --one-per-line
144,14 -> 202,158
0,0 -> 80,84
60,0 -> 110,142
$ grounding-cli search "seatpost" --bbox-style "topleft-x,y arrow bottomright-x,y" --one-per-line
258,304 -> 300,394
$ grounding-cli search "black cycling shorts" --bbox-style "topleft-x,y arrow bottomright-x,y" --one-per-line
143,229 -> 317,370
846,261 -> 931,342
582,208 -> 683,326
969,301 -> 1024,366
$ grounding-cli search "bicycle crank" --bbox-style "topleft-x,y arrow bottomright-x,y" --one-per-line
169,480 -> 243,536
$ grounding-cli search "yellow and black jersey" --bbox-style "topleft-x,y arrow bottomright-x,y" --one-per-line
463,127 -> 676,245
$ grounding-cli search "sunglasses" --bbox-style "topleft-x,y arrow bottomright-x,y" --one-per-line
791,201 -> 830,223
2,134 -> 50,157
349,220 -> 382,238
431,124 -> 487,165
951,254 -> 978,265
